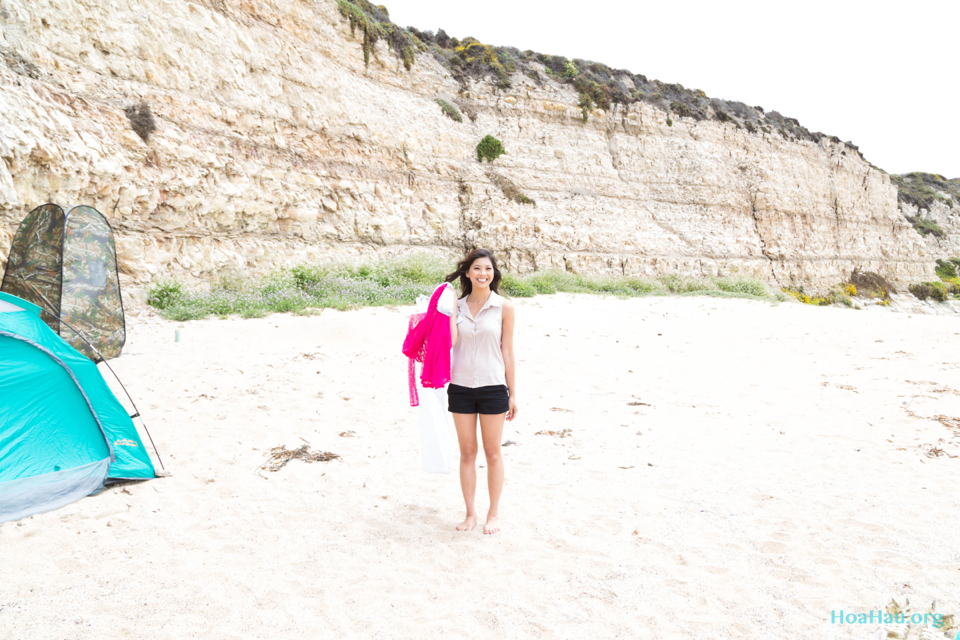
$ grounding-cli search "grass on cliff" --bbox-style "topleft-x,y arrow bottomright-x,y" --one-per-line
335,0 -> 419,70
333,0 -> 858,152
146,254 -> 779,321
890,172 -> 959,238
891,172 -> 960,212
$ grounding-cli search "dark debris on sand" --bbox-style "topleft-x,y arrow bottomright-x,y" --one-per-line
260,445 -> 340,474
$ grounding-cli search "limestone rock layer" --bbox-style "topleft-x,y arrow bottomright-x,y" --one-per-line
0,0 -> 937,287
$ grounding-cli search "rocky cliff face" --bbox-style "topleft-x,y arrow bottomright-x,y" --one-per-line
0,0 -> 938,289
893,174 -> 960,261
900,201 -> 960,262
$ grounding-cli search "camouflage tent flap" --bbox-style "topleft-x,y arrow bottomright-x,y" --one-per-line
1,203 -> 65,334
1,204 -> 125,360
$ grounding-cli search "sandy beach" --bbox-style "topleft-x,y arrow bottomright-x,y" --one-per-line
2,294 -> 959,639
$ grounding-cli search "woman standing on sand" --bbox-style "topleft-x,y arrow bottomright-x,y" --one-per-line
443,249 -> 518,535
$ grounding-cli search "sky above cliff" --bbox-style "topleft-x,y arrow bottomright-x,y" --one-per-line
386,0 -> 960,178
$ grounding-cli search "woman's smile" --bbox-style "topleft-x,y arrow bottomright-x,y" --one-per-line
469,261 -> 494,289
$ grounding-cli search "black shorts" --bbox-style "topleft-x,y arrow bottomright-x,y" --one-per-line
447,383 -> 509,415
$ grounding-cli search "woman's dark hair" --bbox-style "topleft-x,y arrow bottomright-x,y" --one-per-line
444,248 -> 501,297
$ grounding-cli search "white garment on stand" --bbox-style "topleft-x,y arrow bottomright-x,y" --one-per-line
418,386 -> 454,474
412,283 -> 456,474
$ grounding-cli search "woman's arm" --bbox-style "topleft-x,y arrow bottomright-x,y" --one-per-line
441,282 -> 460,348
440,283 -> 459,347
450,303 -> 459,347
501,300 -> 518,421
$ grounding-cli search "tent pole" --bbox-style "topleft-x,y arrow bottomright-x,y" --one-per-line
94,356 -> 165,472
47,313 -> 166,471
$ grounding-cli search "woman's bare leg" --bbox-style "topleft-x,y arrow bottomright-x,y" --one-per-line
452,412 -> 479,531
479,412 -> 506,534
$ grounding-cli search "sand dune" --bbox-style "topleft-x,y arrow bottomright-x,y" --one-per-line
2,294 -> 959,639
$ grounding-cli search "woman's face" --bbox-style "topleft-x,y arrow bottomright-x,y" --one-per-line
467,257 -> 495,291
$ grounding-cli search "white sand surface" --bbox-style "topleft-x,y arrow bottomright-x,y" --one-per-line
2,294 -> 959,639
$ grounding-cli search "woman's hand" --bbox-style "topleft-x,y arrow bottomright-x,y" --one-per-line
501,300 -> 517,422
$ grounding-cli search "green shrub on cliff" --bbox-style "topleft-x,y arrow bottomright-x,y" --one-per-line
935,258 -> 958,280
849,269 -> 893,300
476,135 -> 504,163
891,172 -> 960,212
934,259 -> 960,298
578,93 -> 593,122
905,216 -> 945,238
434,98 -> 462,123
488,171 -> 535,205
909,281 -> 948,302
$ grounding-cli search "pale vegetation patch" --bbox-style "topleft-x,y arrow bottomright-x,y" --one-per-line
434,98 -> 462,123
146,254 -> 779,321
782,270 -> 893,308
910,257 -> 960,301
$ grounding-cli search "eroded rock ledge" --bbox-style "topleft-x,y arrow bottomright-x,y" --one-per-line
0,0 -> 938,289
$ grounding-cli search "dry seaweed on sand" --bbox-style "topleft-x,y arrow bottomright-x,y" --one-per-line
933,414 -> 960,430
259,445 -> 340,474
924,445 -> 954,459
903,406 -> 960,431
535,428 -> 572,438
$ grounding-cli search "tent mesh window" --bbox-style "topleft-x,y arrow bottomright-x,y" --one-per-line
2,204 -> 126,360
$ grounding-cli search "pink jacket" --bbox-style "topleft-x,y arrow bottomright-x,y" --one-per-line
402,283 -> 452,406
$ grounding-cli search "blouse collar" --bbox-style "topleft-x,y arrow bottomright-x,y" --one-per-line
459,290 -> 502,318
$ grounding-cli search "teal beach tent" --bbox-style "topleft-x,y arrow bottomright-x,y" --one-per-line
0,292 -> 155,523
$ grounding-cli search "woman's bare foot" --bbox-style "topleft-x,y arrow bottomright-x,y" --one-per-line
456,514 -> 477,532
483,514 -> 501,535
